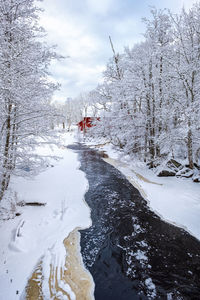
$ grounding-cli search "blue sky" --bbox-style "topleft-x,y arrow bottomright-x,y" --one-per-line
39,0 -> 197,102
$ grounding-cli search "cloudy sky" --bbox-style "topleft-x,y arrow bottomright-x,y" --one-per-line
39,0 -> 198,102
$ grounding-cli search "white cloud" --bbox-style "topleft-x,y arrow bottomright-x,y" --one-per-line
39,1 -> 106,100
86,0 -> 115,15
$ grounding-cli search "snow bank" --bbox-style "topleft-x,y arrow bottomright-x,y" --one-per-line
0,130 -> 92,299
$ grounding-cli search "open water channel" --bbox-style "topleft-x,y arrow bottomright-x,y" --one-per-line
68,144 -> 200,300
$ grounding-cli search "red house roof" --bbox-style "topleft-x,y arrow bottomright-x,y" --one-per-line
77,117 -> 100,131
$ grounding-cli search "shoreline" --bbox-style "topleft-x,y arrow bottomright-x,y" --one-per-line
103,156 -> 199,242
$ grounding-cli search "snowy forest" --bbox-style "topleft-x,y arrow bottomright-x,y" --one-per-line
0,0 -> 60,203
1,1 -> 200,299
1,1 -> 200,206
73,4 -> 200,181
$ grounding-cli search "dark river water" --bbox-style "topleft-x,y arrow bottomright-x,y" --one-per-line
68,144 -> 200,300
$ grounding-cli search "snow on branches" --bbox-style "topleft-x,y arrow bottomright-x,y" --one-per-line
0,0 -> 60,201
84,4 -> 200,179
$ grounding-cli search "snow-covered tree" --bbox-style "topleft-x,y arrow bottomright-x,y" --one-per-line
85,4 -> 200,178
0,0 -> 60,201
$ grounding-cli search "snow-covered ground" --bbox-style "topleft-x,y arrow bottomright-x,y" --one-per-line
1,129 -> 200,299
94,143 -> 200,242
0,130 -> 92,300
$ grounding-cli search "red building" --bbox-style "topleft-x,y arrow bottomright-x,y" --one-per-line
77,117 -> 100,132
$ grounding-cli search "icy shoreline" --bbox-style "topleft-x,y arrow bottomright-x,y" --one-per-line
0,131 -> 94,299
91,142 -> 200,242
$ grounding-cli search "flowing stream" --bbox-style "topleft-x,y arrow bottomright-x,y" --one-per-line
68,143 -> 200,300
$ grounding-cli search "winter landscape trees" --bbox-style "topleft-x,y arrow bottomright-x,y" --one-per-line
0,0 -> 199,206
0,0 -> 59,201
84,4 -> 200,180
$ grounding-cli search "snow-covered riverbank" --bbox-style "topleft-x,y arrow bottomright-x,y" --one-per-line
93,143 -> 200,242
0,131 -> 93,299
1,129 -> 200,299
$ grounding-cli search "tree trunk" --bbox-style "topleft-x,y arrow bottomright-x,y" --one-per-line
0,105 -> 12,201
187,124 -> 194,169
